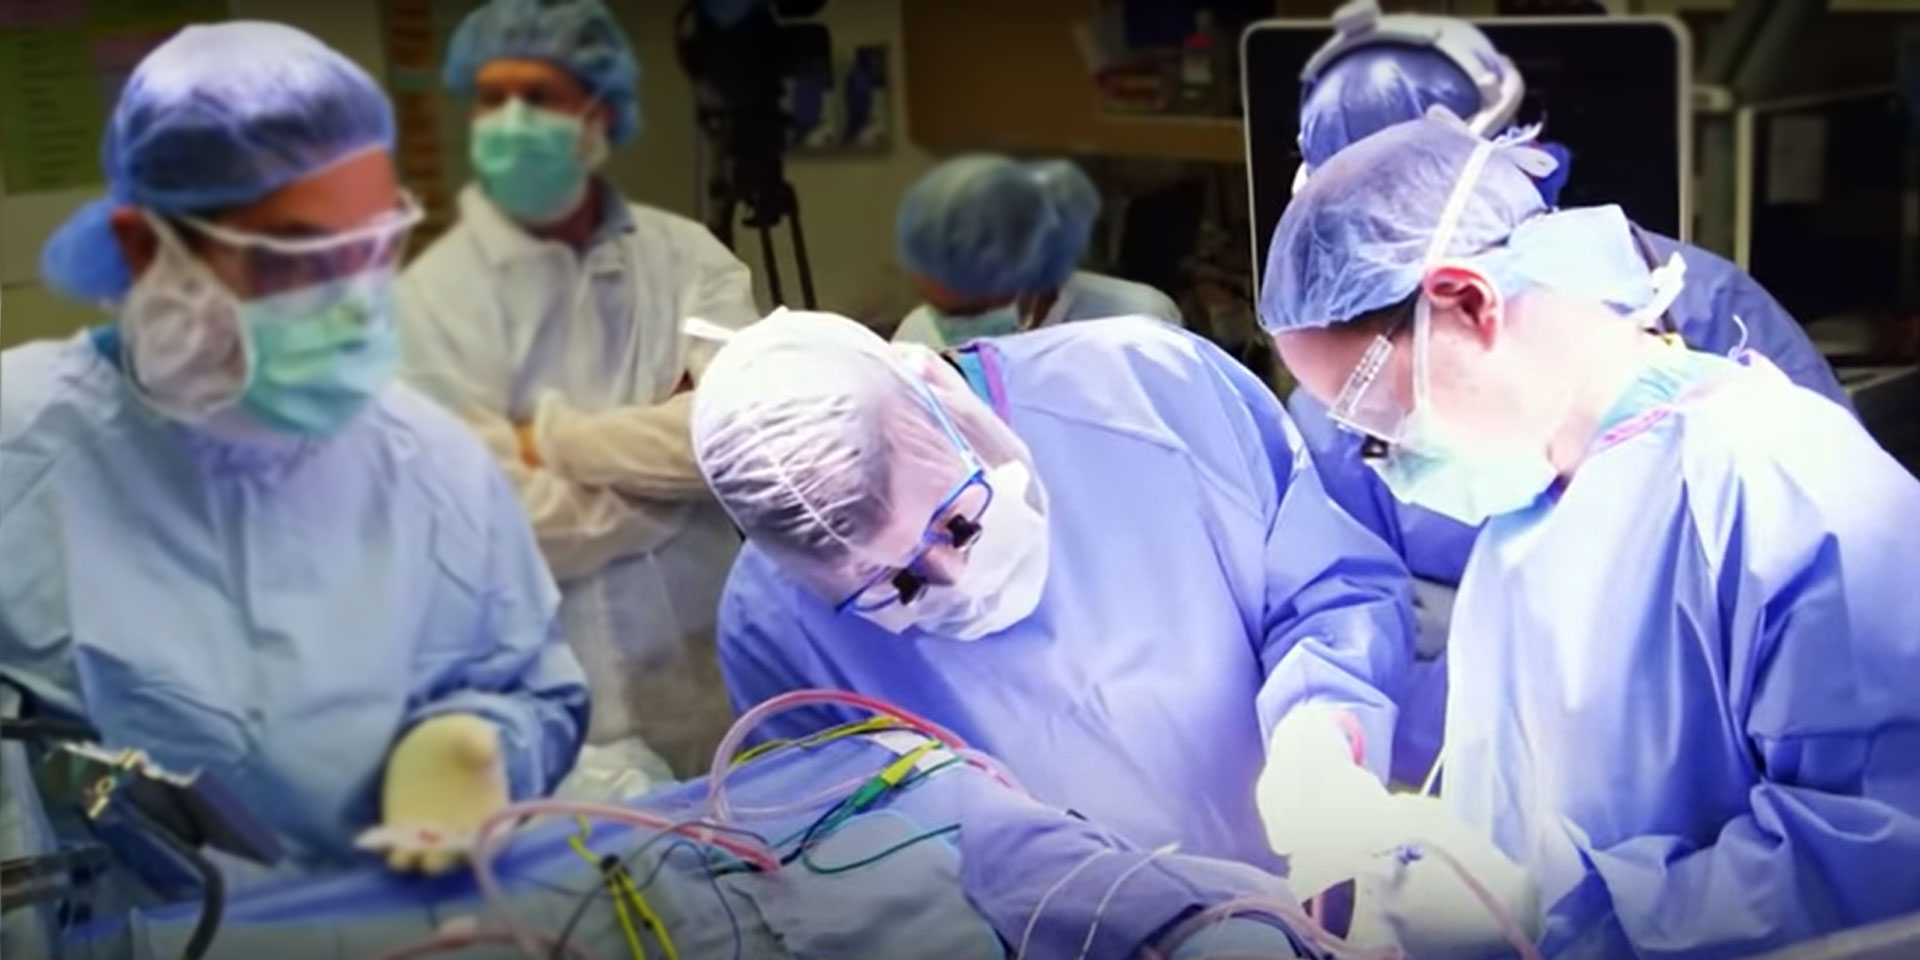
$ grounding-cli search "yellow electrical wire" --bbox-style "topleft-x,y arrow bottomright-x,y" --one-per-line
570,818 -> 648,960
730,715 -> 902,767
615,870 -> 682,960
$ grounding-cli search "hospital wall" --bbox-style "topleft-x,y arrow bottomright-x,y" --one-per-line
0,0 -> 934,350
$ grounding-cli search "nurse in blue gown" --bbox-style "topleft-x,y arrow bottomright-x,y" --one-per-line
1261,112 -> 1920,960
689,310 -> 1416,870
1284,2 -> 1853,785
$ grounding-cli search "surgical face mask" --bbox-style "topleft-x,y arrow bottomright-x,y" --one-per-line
120,210 -> 413,436
930,303 -> 1025,347
857,461 -> 1051,641
235,271 -> 401,435
1366,299 -> 1555,525
471,98 -> 609,226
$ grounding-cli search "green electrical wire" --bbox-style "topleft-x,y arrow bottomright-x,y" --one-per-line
800,824 -> 962,876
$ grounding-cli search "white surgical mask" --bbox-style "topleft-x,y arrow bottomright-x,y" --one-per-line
120,227 -> 254,422
858,460 -> 1051,641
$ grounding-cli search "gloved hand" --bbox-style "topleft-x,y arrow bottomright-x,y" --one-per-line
378,714 -> 510,874
1347,794 -> 1542,960
513,422 -> 543,468
1256,705 -> 1390,898
466,415 -> 521,464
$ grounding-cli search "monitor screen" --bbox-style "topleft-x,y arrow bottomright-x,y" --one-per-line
1741,89 -> 1912,323
1241,18 -> 1690,295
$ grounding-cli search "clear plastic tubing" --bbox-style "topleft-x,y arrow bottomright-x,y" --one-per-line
702,689 -> 968,824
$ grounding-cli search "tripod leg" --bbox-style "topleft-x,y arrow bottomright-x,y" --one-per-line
758,221 -> 785,307
783,183 -> 818,310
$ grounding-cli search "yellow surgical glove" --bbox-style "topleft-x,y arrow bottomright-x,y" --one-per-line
378,713 -> 509,874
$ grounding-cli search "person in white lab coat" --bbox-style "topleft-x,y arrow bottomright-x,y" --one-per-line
892,155 -> 1182,349
398,0 -> 759,779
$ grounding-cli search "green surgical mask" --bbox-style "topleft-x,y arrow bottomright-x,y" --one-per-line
237,271 -> 400,436
471,99 -> 608,225
930,303 -> 1025,347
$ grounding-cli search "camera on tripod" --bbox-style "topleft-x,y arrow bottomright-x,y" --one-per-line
677,0 -> 833,308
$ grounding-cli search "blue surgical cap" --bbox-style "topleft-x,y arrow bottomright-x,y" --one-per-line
39,22 -> 396,304
896,155 -> 1100,299
1300,45 -> 1483,169
443,0 -> 642,145
1260,113 -> 1555,334
1029,160 -> 1100,291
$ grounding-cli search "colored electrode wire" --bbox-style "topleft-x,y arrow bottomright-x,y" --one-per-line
800,824 -> 960,875
471,802 -> 776,959
704,689 -> 971,824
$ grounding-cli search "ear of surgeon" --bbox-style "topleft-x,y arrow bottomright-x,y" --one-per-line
691,311 -> 1051,640
1266,111 -> 1681,525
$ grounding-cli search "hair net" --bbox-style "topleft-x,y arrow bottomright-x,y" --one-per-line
895,155 -> 1063,299
1029,160 -> 1100,290
443,0 -> 642,144
39,22 -> 395,304
692,310 -> 1036,602
1299,44 -> 1484,168
1259,112 -> 1556,334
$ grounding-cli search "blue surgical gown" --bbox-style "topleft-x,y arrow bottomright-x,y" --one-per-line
1291,229 -> 1854,785
1446,348 -> 1920,960
717,317 -> 1416,869
0,333 -> 589,870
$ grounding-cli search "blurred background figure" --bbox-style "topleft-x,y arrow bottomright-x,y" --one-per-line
0,20 -> 586,935
892,154 -> 1181,349
398,0 -> 760,779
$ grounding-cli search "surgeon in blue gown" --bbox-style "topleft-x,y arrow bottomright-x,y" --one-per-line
1283,1 -> 1853,785
690,309 -> 1415,870
0,22 -> 586,889
1261,112 -> 1920,960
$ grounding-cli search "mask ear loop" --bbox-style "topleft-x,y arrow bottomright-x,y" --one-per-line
1411,139 -> 1499,417
1408,139 -> 1499,798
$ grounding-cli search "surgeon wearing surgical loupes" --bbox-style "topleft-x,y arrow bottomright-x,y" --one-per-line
398,0 -> 760,780
891,155 -> 1183,349
691,309 -> 1416,871
1259,112 -> 1920,960
1280,0 -> 1854,787
0,22 -> 587,882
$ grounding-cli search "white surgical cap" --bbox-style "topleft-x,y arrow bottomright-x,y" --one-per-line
692,310 -> 1037,601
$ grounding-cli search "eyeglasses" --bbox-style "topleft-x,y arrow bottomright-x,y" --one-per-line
1327,306 -> 1417,448
834,385 -> 996,614
175,192 -> 424,298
